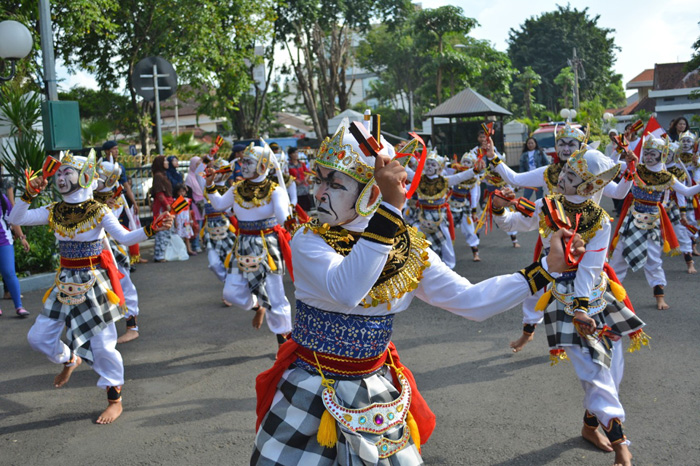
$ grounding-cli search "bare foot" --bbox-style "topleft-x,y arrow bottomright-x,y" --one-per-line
581,425 -> 614,452
117,329 -> 139,344
54,356 -> 82,388
612,442 -> 633,466
222,298 -> 232,307
687,261 -> 697,274
656,296 -> 670,310
96,402 -> 123,424
510,332 -> 534,353
512,241 -> 521,248
473,253 -> 481,262
252,306 -> 266,329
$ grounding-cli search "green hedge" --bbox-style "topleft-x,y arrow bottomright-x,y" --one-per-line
14,225 -> 59,277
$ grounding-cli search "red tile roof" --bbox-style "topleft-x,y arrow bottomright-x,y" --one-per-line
627,69 -> 654,86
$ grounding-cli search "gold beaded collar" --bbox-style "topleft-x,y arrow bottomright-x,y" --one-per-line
234,178 -> 277,209
302,219 -> 431,310
635,165 -> 674,192
667,166 -> 687,183
417,175 -> 449,200
538,194 -> 610,243
48,199 -> 109,239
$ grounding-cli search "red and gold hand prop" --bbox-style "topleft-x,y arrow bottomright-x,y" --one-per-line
630,119 -> 643,133
348,117 -> 384,158
152,196 -> 187,230
492,189 -> 536,217
112,185 -> 123,199
477,122 -> 495,162
209,135 -> 225,156
42,156 -> 61,178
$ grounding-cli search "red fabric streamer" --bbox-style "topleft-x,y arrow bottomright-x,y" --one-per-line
273,225 -> 294,281
98,250 -> 126,306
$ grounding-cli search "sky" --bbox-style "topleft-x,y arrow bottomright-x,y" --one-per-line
57,0 -> 700,97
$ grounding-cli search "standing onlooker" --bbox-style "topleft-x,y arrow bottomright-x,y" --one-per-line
227,144 -> 246,186
0,189 -> 30,317
166,156 -> 184,189
151,156 -> 173,262
185,156 -> 205,253
519,137 -> 548,200
287,147 -> 313,211
668,117 -> 690,142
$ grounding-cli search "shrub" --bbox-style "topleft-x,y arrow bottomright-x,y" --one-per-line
14,224 -> 58,277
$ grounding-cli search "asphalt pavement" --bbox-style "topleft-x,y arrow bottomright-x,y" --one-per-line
1,201 -> 699,465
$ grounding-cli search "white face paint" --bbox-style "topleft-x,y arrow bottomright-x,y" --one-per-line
240,157 -> 258,179
557,164 -> 585,196
424,159 -> 441,176
680,137 -> 694,154
555,137 -> 580,161
55,166 -> 81,195
643,148 -> 663,167
314,167 -> 363,226
460,156 -> 475,169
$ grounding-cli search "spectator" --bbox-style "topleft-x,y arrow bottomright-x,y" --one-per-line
0,187 -> 29,317
151,156 -> 173,262
227,144 -> 246,185
102,141 -> 138,216
287,147 -> 314,211
668,117 -> 690,142
519,137 -> 548,200
166,156 -> 184,188
185,156 -> 205,253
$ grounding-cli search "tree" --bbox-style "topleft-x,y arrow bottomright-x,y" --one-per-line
412,5 -> 477,104
513,66 -> 542,119
58,87 -> 138,136
274,0 -> 410,138
686,21 -> 700,72
507,5 -> 625,111
554,67 -> 574,109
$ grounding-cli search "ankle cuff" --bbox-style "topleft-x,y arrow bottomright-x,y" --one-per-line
523,324 -> 536,335
653,285 -> 664,297
107,386 -> 122,403
602,418 -> 626,444
583,410 -> 599,428
125,316 -> 137,329
64,353 -> 77,367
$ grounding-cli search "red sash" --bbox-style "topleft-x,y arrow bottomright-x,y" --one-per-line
99,250 -> 126,306
255,340 -> 436,445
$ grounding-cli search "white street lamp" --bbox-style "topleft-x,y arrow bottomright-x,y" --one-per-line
0,20 -> 33,82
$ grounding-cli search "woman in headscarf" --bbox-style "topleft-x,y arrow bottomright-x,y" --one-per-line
152,155 -> 173,262
166,156 -> 184,188
185,156 -> 205,252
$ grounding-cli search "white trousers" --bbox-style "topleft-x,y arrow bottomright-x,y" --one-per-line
457,213 -> 480,248
609,237 -> 666,287
208,248 -> 227,282
27,315 -> 124,389
223,271 -> 292,335
117,264 -> 139,320
439,222 -> 456,269
521,290 -> 545,325
672,218 -> 693,254
565,340 -> 625,429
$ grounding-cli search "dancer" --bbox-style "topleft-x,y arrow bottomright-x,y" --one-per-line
93,158 -> 142,343
201,158 -> 236,285
676,130 -> 700,254
252,118 -> 583,464
486,123 -> 633,352
662,141 -> 696,273
609,134 -> 700,309
407,149 -> 480,269
205,141 -> 293,347
493,147 -> 646,466
9,150 -> 172,424
449,150 -> 482,261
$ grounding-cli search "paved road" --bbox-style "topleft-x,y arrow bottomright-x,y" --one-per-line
1,203 -> 699,465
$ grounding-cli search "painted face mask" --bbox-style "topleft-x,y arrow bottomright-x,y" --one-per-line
314,167 -> 364,226
555,137 -> 581,161
643,149 -> 663,167
557,163 -> 584,195
424,159 -> 441,177
55,165 -> 81,195
680,137 -> 694,154
240,157 -> 259,179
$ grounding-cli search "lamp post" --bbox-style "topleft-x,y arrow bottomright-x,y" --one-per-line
0,20 -> 33,82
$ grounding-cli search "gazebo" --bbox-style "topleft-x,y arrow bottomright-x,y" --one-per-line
424,88 -> 512,159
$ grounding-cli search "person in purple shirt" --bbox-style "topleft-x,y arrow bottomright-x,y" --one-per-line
0,191 -> 30,317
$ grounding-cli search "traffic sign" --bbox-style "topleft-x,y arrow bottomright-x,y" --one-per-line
129,144 -> 137,156
131,56 -> 177,102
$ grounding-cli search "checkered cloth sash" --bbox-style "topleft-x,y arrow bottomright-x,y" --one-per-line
619,213 -> 662,272
203,215 -> 235,264
543,275 -> 645,368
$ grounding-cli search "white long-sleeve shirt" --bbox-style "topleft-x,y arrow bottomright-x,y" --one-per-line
8,198 -> 147,245
293,202 -> 553,320
494,195 -> 609,300
207,174 -> 290,224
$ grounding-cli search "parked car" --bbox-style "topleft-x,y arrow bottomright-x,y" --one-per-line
531,121 -> 582,160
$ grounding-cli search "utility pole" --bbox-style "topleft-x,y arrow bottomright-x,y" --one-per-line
38,0 -> 58,100
569,47 -> 582,110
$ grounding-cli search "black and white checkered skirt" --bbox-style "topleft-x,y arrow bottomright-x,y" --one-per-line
543,276 -> 645,368
619,212 -> 662,272
416,208 -> 447,260
203,216 -> 235,264
108,236 -> 130,270
43,267 -> 125,365
228,232 -> 284,311
252,365 -> 423,465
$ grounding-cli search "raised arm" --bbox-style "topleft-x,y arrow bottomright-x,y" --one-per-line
205,185 -> 235,211
101,210 -> 151,246
671,179 -> 700,198
492,197 -> 542,233
445,169 -> 477,187
491,157 -> 547,189
7,195 -> 50,226
602,177 -> 633,199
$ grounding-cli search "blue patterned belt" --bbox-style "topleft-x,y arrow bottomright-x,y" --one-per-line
292,300 -> 393,361
632,185 -> 663,203
417,198 -> 447,207
58,240 -> 103,259
237,217 -> 278,233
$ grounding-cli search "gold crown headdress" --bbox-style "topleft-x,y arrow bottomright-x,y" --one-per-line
678,130 -> 697,144
242,140 -> 273,176
460,150 -> 477,167
97,155 -> 121,190
567,145 -> 621,196
555,122 -> 588,143
426,149 -> 446,170
60,149 -> 98,189
641,133 -> 670,164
